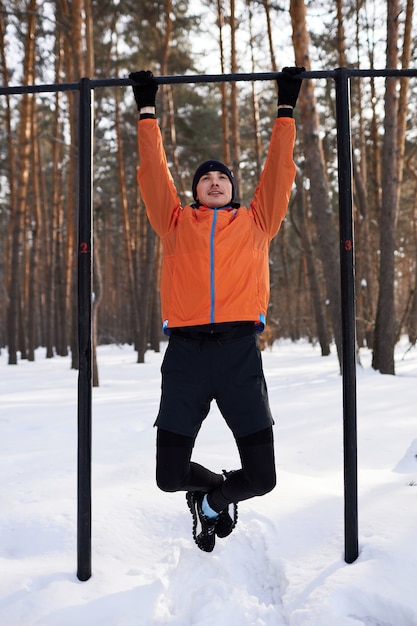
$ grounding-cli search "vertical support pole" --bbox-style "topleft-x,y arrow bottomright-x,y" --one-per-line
77,77 -> 93,581
334,68 -> 359,563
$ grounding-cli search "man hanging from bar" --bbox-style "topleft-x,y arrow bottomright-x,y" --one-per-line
130,67 -> 303,552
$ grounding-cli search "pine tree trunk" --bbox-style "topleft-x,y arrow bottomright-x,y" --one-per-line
289,0 -> 342,364
293,171 -> 331,355
46,38 -> 65,358
405,154 -> 417,344
262,0 -> 277,73
27,106 -> 43,361
230,0 -> 241,199
0,1 -> 17,356
395,0 -> 413,207
216,0 -> 231,166
247,0 -> 262,178
115,81 -> 140,353
372,0 -> 400,375
351,3 -> 376,349
6,0 -> 37,364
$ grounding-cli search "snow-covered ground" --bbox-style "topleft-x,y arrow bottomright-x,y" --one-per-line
1,338 -> 416,626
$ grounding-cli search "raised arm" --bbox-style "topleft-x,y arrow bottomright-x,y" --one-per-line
130,70 -> 181,237
251,66 -> 304,238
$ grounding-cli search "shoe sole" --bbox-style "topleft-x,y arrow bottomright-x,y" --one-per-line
186,492 -> 198,542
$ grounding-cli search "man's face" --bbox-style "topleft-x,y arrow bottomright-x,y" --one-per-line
195,171 -> 233,208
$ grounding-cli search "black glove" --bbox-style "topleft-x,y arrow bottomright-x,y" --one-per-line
129,70 -> 158,110
277,66 -> 305,108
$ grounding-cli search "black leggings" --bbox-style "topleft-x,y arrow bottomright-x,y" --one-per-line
156,426 -> 276,514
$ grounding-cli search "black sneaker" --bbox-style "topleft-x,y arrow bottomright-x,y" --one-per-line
186,491 -> 217,553
215,470 -> 238,538
215,502 -> 238,538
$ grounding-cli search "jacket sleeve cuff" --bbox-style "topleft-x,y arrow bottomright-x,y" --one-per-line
277,106 -> 294,118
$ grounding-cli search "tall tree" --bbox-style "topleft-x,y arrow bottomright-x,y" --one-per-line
47,32 -> 65,358
26,102 -> 43,361
246,0 -> 262,177
289,0 -> 342,364
406,151 -> 417,344
351,0 -> 377,349
216,0 -> 231,166
6,0 -> 37,364
0,1 -> 17,351
372,0 -> 400,374
262,0 -> 277,73
229,0 -> 241,198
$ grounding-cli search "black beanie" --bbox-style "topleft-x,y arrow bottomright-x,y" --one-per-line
192,160 -> 235,203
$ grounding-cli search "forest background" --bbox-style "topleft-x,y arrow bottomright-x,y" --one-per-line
0,0 -> 416,382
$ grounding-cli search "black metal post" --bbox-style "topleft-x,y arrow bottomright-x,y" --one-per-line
334,68 -> 359,563
77,77 -> 93,581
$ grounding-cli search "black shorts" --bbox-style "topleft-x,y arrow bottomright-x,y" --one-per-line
155,327 -> 274,439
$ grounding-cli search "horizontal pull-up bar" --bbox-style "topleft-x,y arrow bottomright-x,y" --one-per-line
1,71 -> 303,95
1,67 -> 416,95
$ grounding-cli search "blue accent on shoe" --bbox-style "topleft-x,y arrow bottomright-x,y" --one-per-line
202,494 -> 219,519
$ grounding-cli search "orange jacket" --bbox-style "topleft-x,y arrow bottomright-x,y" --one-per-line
137,117 -> 296,333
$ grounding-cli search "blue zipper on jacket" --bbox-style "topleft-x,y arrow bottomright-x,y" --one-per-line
210,209 -> 218,323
